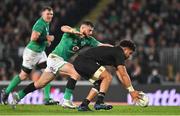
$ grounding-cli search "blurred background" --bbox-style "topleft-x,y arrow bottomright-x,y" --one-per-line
0,0 -> 179,105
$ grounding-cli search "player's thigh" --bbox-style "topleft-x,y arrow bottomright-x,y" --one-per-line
73,56 -> 100,81
35,71 -> 54,88
98,68 -> 112,82
22,48 -> 41,71
45,54 -> 67,75
37,51 -> 47,69
59,63 -> 80,80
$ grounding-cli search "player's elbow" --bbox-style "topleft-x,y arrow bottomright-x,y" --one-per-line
31,31 -> 40,41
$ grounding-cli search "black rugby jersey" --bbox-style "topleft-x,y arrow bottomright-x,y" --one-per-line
80,46 -> 126,67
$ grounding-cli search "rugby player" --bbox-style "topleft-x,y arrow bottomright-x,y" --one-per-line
1,6 -> 59,105
71,40 -> 141,111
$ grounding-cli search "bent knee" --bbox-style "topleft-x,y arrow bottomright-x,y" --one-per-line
19,71 -> 29,80
69,73 -> 80,80
34,81 -> 45,88
66,64 -> 80,80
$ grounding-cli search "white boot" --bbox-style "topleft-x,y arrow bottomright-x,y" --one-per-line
62,99 -> 77,109
11,92 -> 20,109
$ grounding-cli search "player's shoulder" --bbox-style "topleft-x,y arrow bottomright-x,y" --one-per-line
87,36 -> 95,39
33,18 -> 46,26
62,32 -> 75,38
109,46 -> 124,54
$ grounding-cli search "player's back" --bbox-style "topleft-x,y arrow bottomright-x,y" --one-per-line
80,46 -> 125,67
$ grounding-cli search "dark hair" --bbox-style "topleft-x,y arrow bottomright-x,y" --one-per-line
41,6 -> 53,12
81,20 -> 94,28
119,39 -> 136,51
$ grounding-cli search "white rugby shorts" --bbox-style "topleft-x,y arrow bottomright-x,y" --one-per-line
45,54 -> 67,74
22,48 -> 47,69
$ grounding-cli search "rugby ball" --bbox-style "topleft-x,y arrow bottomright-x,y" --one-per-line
136,91 -> 149,107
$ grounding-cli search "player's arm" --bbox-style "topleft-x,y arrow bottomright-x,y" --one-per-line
116,65 -> 141,102
30,31 -> 54,46
89,36 -> 113,47
46,35 -> 54,46
98,43 -> 114,47
30,31 -> 40,41
61,25 -> 83,36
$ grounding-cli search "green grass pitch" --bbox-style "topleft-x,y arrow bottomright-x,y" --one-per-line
0,105 -> 180,115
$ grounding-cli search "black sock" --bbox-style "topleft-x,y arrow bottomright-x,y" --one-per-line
96,92 -> 105,105
66,78 -> 77,90
23,82 -> 37,95
81,99 -> 90,106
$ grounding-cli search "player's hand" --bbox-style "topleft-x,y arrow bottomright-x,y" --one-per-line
46,35 -> 54,42
46,35 -> 54,46
129,90 -> 141,103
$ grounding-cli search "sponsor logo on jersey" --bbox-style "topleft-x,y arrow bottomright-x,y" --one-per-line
72,46 -> 80,52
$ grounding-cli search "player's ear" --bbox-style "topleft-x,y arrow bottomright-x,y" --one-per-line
41,11 -> 44,16
81,25 -> 85,29
80,25 -> 86,32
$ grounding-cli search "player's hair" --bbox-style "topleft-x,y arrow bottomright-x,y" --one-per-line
119,39 -> 136,51
81,20 -> 94,28
41,6 -> 53,12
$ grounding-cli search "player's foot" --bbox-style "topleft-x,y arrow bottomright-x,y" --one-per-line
44,98 -> 59,105
78,104 -> 92,111
11,92 -> 20,109
1,89 -> 9,105
62,99 -> 77,109
94,103 -> 113,110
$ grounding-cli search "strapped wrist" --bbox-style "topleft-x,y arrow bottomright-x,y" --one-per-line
127,85 -> 135,92
70,28 -> 75,33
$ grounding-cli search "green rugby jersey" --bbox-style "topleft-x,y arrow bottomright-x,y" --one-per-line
52,32 -> 100,61
27,17 -> 49,52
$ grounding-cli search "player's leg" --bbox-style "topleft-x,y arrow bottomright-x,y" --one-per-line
1,69 -> 30,105
37,63 -> 58,105
94,69 -> 113,110
70,56 -> 104,111
1,48 -> 34,105
37,52 -> 59,105
79,80 -> 101,111
10,53 -> 62,107
59,63 -> 80,109
63,56 -> 99,109
77,65 -> 113,111
11,70 -> 55,108
43,53 -> 79,108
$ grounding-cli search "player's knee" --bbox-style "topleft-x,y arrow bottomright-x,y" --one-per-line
93,80 -> 102,92
34,81 -> 45,89
70,73 -> 80,80
67,64 -> 80,80
19,70 -> 29,80
21,66 -> 32,74
100,71 -> 112,82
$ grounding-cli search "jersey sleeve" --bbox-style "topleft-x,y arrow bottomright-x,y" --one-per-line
63,32 -> 77,39
89,36 -> 101,47
32,22 -> 44,34
114,49 -> 126,67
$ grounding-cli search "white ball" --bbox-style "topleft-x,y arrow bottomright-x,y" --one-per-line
136,92 -> 149,107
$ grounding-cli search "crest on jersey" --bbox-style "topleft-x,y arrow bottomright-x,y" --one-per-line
72,46 -> 80,52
